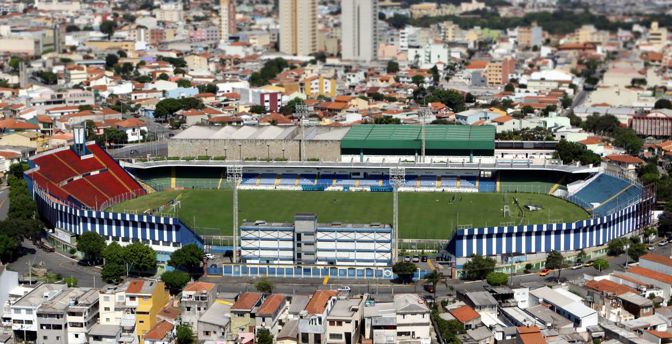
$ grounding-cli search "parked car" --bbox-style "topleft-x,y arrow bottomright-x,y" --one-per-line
404,256 -> 412,262
338,286 -> 351,293
571,262 -> 582,270
412,256 -> 420,263
423,284 -> 435,293
421,256 -> 428,262
583,261 -> 594,267
649,245 -> 656,251
539,268 -> 553,277
205,253 -> 215,260
659,240 -> 668,246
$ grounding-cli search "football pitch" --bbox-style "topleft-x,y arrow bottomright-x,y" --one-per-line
108,190 -> 591,239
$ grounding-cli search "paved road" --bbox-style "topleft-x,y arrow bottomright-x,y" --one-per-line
7,241 -> 104,288
0,186 -> 9,221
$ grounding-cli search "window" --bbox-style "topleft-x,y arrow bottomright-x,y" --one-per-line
296,233 -> 302,241
143,296 -> 149,301
103,296 -> 110,302
104,307 -> 110,311
204,331 -> 210,336
43,336 -> 47,340
129,297 -> 136,302
329,333 -> 343,340
186,307 -> 191,312
314,334 -> 321,343
301,333 -> 309,344
329,321 -> 335,326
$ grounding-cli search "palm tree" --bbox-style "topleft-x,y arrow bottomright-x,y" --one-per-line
424,269 -> 445,300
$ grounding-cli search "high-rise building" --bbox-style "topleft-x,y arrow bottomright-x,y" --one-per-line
341,0 -> 378,62
279,0 -> 317,56
220,0 -> 236,42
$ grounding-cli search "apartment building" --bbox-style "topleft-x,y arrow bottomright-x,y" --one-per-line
341,0 -> 379,62
180,282 -> 216,332
255,294 -> 287,338
279,0 -> 317,56
219,0 -> 236,41
326,297 -> 364,344
230,292 -> 264,335
485,58 -> 515,86
198,302 -> 231,342
66,289 -> 100,344
11,284 -> 67,342
298,290 -> 338,344
124,280 -> 170,343
99,282 -> 130,326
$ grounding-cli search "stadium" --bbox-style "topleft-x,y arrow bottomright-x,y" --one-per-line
24,124 -> 655,279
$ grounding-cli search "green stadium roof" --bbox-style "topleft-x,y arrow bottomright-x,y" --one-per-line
341,125 -> 495,151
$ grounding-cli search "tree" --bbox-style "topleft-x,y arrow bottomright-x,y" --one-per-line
8,162 -> 27,179
0,79 -> 10,88
561,95 -> 573,108
545,250 -> 566,281
8,56 -> 21,73
280,98 -> 304,116
613,128 -> 643,155
76,231 -> 106,264
64,277 -> 78,287
386,13 -> 410,29
33,71 -> 57,85
248,58 -> 288,87
628,243 -> 647,262
392,261 -> 417,283
593,258 -> 609,271
256,329 -> 273,344
386,61 -> 400,74
430,65 -> 440,85
504,83 -> 515,92
426,89 -> 466,112
134,75 -> 152,83
158,73 -> 169,81
607,238 -> 626,256
486,272 -> 508,286
411,75 -> 425,87
462,255 -> 496,280
105,54 -> 119,68
167,244 -> 204,273
197,84 -> 218,94
521,105 -> 535,114
255,278 -> 274,293
654,99 -> 672,109
123,242 -> 157,274
176,79 -> 191,88
630,78 -> 647,88
99,20 -> 117,40
176,324 -> 195,344
100,128 -> 128,145
249,105 -> 267,114
101,263 -> 125,283
0,234 -> 19,263
553,139 -> 601,165
161,270 -> 191,294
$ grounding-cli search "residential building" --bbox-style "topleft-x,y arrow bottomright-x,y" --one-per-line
11,284 -> 67,342
180,282 -> 216,332
461,291 -> 498,314
143,321 -> 173,344
304,76 -> 337,98
341,0 -> 378,62
485,58 -> 515,86
298,290 -> 337,344
618,292 -> 654,318
219,0 -> 236,42
88,324 -> 122,344
66,289 -> 100,344
394,294 -> 431,344
125,280 -> 170,344
255,294 -> 287,338
648,22 -> 668,48
36,288 -> 98,344
631,110 -> 672,137
198,302 -> 231,342
99,282 -> 130,326
449,305 -> 481,330
278,319 -> 299,344
529,287 -> 598,331
114,118 -> 148,143
65,65 -> 88,86
230,292 -> 264,335
279,0 -> 318,56
517,23 -> 543,49
325,297 -> 364,344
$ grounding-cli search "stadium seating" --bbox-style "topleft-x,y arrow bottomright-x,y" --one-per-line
279,174 -> 298,186
419,176 -> 437,188
461,176 -> 477,189
572,174 -> 631,206
441,176 -> 457,188
300,175 -> 317,185
479,179 -> 497,192
592,184 -> 642,217
259,173 -> 277,186
28,144 -> 146,210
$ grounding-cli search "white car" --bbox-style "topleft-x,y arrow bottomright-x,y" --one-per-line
205,253 -> 215,260
659,241 -> 668,247
338,286 -> 351,293
649,246 -> 656,251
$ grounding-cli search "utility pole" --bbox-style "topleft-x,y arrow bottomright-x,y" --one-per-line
419,106 -> 431,163
390,167 -> 405,262
227,165 -> 243,263
296,104 -> 309,161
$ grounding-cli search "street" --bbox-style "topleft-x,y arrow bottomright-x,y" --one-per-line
108,141 -> 168,159
7,240 -> 104,288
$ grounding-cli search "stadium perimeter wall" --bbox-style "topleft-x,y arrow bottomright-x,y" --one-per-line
167,139 -> 341,161
447,198 -> 652,268
33,187 -> 204,261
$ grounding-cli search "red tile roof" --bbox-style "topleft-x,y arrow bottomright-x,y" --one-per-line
449,305 -> 480,324
579,136 -> 603,145
640,254 -> 672,267
183,281 -> 216,292
126,280 -> 144,294
144,320 -> 174,341
305,290 -> 337,315
231,292 -> 262,311
256,294 -> 286,317
518,326 -> 546,344
115,118 -> 145,129
585,279 -> 636,295
647,330 -> 672,339
604,154 -> 645,165
0,118 -> 39,130
628,266 -> 672,284
466,60 -> 489,69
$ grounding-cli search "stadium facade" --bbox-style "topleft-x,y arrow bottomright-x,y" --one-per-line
23,124 -> 654,277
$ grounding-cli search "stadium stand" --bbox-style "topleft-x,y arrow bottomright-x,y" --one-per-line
498,170 -> 574,193
569,173 -> 640,215
478,179 -> 497,192
28,144 -> 145,210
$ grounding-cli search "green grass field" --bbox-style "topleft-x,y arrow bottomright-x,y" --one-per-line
108,190 -> 590,239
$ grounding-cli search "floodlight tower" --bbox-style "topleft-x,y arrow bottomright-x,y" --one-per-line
419,107 -> 431,163
227,165 -> 243,263
296,104 -> 309,161
389,167 -> 406,262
